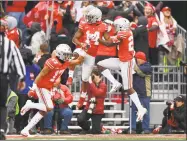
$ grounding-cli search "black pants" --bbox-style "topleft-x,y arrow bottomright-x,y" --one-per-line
14,94 -> 29,133
77,109 -> 104,134
149,47 -> 158,65
0,74 -> 9,132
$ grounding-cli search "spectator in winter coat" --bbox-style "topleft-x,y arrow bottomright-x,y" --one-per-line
133,16 -> 149,59
5,1 -> 27,32
130,52 -> 152,134
25,22 -> 46,55
144,3 -> 159,65
77,68 -> 107,134
43,77 -> 73,135
5,16 -> 21,48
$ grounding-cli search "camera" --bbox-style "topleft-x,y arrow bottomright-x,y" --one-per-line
87,97 -> 96,114
166,100 -> 174,106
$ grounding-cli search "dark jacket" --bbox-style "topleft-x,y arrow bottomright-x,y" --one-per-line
85,81 -> 107,114
37,54 -> 51,69
133,16 -> 149,59
106,5 -> 135,21
133,62 -> 152,97
163,104 -> 186,130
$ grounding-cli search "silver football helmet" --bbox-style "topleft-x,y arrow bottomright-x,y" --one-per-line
55,44 -> 72,61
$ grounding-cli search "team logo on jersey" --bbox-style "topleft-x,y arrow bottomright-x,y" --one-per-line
86,31 -> 100,45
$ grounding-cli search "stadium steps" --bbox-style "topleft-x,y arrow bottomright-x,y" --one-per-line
69,101 -> 117,107
73,110 -> 126,114
68,126 -> 129,130
70,118 -> 129,122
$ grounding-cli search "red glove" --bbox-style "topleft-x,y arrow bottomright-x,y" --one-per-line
28,90 -> 38,99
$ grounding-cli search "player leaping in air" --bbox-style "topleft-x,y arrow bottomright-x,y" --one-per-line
98,18 -> 147,122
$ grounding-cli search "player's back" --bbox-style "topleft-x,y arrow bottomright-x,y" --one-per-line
117,30 -> 134,62
37,57 -> 69,90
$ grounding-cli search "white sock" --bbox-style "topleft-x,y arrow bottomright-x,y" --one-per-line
24,112 -> 43,131
69,70 -> 74,78
102,69 -> 116,85
29,102 -> 47,112
130,92 -> 143,111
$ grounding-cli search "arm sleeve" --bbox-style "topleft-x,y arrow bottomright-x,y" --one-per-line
89,82 -> 107,97
172,108 -> 185,122
155,1 -> 163,19
134,64 -> 152,77
11,41 -> 26,80
45,58 -> 56,70
63,86 -> 73,104
136,2 -> 144,15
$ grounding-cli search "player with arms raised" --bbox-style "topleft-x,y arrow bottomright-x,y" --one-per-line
98,18 -> 147,122
20,44 -> 72,136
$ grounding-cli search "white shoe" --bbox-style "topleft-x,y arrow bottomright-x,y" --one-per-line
20,129 -> 31,137
109,82 -> 122,94
21,100 -> 32,116
136,108 -> 147,122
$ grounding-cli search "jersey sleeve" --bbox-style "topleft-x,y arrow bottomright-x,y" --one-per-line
45,58 -> 58,70
151,18 -> 158,26
78,20 -> 86,30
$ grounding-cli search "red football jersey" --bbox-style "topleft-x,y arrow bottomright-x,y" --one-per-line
79,21 -> 108,57
97,25 -> 116,56
37,57 -> 69,90
113,30 -> 134,62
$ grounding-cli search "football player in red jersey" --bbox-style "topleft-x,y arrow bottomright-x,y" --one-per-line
98,18 -> 147,122
72,7 -> 111,109
20,44 -> 72,137
96,19 -> 122,94
66,5 -> 95,85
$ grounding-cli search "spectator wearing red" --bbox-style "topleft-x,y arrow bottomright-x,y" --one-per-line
144,3 -> 159,65
5,16 -> 21,48
6,1 -> 27,32
77,68 -> 107,134
43,77 -> 73,134
23,1 -> 63,34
